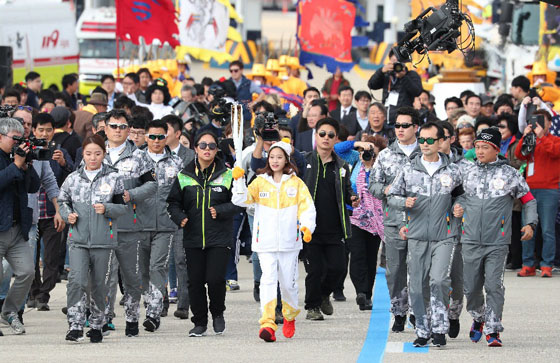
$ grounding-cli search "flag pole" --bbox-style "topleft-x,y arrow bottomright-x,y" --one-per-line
116,35 -> 121,81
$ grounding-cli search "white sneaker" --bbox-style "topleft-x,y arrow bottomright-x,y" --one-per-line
1,313 -> 25,335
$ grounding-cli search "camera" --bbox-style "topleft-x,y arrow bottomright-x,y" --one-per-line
528,88 -> 539,99
209,98 -> 232,126
529,114 -> 545,130
254,112 -> 279,142
10,136 -> 56,162
0,105 -> 15,118
393,62 -> 404,73
391,0 -> 474,63
362,147 -> 375,162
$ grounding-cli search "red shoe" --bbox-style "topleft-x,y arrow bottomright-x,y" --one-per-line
517,266 -> 536,277
283,319 -> 295,338
541,266 -> 552,278
259,327 -> 276,342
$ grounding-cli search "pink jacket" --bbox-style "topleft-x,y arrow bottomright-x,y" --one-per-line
350,165 -> 385,241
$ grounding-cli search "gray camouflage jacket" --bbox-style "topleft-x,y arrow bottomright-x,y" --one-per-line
389,153 -> 462,241
58,164 -> 127,249
369,140 -> 420,227
137,149 -> 183,232
104,141 -> 157,232
456,157 -> 538,245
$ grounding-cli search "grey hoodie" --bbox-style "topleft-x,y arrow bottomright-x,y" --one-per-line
369,140 -> 420,227
389,153 -> 462,241
456,157 -> 538,245
58,164 -> 128,249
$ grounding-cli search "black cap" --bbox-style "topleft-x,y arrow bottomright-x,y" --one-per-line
474,127 -> 501,151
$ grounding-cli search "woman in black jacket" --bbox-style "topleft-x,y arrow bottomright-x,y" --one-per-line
167,131 -> 239,337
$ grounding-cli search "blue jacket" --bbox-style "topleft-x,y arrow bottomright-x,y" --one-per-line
0,150 -> 41,239
235,76 -> 253,122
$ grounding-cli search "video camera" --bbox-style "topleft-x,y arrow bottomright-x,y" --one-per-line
10,136 -> 56,162
209,98 -> 232,126
254,112 -> 280,142
391,0 -> 474,63
521,114 -> 545,156
0,105 -> 14,118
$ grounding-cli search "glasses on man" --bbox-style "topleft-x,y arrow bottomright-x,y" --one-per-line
107,123 -> 129,130
147,134 -> 167,141
196,142 -> 218,150
394,123 -> 414,129
318,130 -> 336,139
417,137 -> 440,145
130,130 -> 146,136
16,106 -> 33,112
229,68 -> 240,74
497,124 -> 507,129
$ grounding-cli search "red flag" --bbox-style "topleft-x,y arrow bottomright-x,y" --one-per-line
116,0 -> 179,47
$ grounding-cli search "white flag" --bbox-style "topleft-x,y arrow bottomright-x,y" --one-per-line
179,0 -> 229,51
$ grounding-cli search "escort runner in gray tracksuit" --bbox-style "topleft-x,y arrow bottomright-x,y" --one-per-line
455,156 -> 537,337
389,153 -> 462,342
103,140 -> 157,335
170,143 -> 195,317
58,164 -> 127,334
137,147 -> 182,326
369,140 -> 420,321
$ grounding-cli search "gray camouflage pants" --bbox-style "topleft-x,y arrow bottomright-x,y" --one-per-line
408,238 -> 454,339
384,226 -> 409,317
67,246 -> 113,331
462,243 -> 508,335
449,242 -> 464,320
140,231 -> 174,320
105,232 -> 143,323
172,229 -> 189,311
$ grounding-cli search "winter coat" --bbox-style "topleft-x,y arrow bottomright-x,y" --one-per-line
58,164 -> 127,249
232,173 -> 316,252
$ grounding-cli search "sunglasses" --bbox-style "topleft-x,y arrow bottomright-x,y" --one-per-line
16,106 -> 33,112
497,124 -> 507,129
229,68 -> 240,73
418,137 -> 439,145
456,123 -> 474,130
197,142 -> 218,150
147,134 -> 166,141
107,123 -> 129,130
318,130 -> 336,139
394,123 -> 414,129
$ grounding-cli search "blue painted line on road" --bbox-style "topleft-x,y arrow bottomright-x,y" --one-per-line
357,267 -> 391,363
403,342 -> 429,353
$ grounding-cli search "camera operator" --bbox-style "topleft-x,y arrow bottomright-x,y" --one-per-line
515,110 -> 560,277
0,117 -> 41,335
367,49 -> 423,125
517,95 -> 554,134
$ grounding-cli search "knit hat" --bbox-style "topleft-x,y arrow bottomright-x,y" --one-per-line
474,127 -> 501,151
50,106 -> 70,128
269,138 -> 292,156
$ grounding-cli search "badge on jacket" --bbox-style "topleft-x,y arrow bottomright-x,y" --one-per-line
99,183 -> 112,195
286,187 -> 297,198
120,159 -> 134,172
166,166 -> 177,179
259,192 -> 270,198
440,174 -> 452,188
492,178 -> 505,190
340,168 -> 346,177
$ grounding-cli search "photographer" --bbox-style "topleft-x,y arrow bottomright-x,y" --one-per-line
367,49 -> 423,125
0,117 -> 41,335
196,99 -> 227,138
515,110 -> 560,278
518,95 -> 555,133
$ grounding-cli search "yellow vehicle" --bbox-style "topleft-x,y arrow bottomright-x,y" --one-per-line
0,0 -> 79,89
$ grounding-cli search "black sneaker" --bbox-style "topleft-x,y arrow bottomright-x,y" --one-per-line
161,307 -> 168,317
65,329 -> 84,342
359,299 -> 373,311
189,325 -> 207,337
213,315 -> 225,335
320,296 -> 334,315
88,329 -> 103,343
356,293 -> 367,306
432,333 -> 447,347
61,307 -> 68,315
101,324 -> 111,336
18,310 -> 24,325
333,290 -> 346,302
392,315 -> 406,332
143,317 -> 160,332
409,314 -> 416,329
448,319 -> 460,338
305,307 -> 324,321
174,308 -> 189,319
413,337 -> 430,347
119,296 -> 125,306
125,321 -> 139,337
37,302 -> 50,311
253,282 -> 260,302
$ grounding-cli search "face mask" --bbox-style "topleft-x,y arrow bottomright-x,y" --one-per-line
254,80 -> 262,86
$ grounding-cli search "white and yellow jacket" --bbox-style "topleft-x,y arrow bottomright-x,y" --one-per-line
232,173 -> 316,252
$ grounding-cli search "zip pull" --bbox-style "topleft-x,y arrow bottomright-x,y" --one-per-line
501,215 -> 505,236
446,212 -> 451,234
406,213 -> 410,233
109,218 -> 114,239
69,226 -> 73,238
461,217 -> 465,235
133,203 -> 137,224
